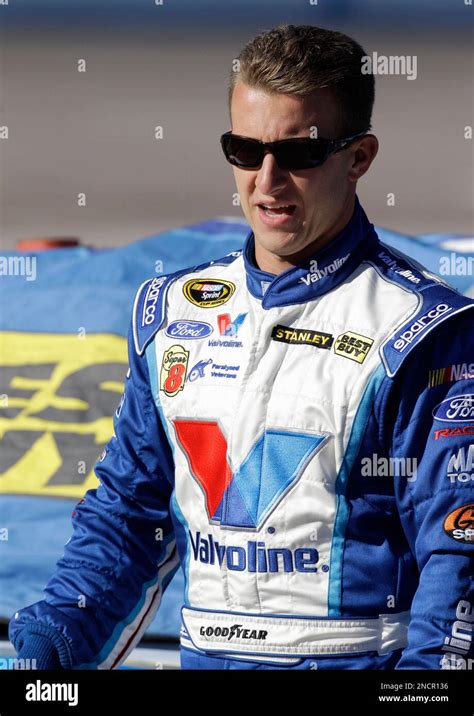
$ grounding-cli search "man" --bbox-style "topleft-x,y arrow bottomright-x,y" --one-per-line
10,24 -> 474,670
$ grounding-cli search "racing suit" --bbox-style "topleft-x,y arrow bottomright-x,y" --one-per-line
10,196 -> 474,670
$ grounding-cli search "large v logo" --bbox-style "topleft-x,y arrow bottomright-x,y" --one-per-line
173,419 -> 328,530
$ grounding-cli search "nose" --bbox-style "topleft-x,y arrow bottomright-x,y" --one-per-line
255,151 -> 289,195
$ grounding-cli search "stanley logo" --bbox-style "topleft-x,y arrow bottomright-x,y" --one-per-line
271,325 -> 334,349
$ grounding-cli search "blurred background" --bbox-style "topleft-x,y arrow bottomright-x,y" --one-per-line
0,0 -> 472,251
0,0 -> 472,670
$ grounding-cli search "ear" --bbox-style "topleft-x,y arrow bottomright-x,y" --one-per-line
347,134 -> 379,183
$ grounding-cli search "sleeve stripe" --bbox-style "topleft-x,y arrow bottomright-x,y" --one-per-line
80,539 -> 179,670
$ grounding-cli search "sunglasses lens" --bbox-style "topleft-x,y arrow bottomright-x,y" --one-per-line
275,141 -> 328,170
222,136 -> 262,168
221,135 -> 332,170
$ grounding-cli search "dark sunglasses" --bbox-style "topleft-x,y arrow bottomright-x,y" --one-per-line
220,130 -> 367,170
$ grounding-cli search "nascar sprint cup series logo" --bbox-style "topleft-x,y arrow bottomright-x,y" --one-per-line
160,345 -> 189,397
183,279 -> 235,308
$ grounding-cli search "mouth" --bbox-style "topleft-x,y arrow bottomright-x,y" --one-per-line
257,203 -> 296,217
256,202 -> 297,227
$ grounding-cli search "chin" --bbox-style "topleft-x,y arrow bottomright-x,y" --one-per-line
259,232 -> 303,256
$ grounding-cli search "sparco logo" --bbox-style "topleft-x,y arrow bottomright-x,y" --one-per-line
433,394 -> 474,423
166,320 -> 213,339
142,276 -> 167,326
393,303 -> 452,353
199,624 -> 268,642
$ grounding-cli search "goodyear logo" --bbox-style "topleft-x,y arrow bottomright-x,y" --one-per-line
183,279 -> 235,308
0,332 -> 127,498
333,331 -> 374,364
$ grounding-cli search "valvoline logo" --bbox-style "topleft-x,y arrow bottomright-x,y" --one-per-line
172,419 -> 328,529
189,531 -> 319,573
217,313 -> 247,337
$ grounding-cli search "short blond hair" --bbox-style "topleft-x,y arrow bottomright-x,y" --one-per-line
228,24 -> 374,137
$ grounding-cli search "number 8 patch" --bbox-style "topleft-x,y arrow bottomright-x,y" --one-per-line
160,344 -> 189,397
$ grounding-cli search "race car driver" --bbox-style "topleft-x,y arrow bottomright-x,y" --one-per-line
10,24 -> 474,670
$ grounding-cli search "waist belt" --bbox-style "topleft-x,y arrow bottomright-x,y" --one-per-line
181,606 -> 410,659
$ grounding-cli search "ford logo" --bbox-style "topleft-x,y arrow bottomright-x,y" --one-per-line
165,320 -> 213,340
432,394 -> 474,423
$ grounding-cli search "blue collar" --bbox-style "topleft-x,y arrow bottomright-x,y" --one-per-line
243,196 -> 379,308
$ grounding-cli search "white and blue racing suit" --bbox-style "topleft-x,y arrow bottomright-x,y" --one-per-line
10,197 -> 474,670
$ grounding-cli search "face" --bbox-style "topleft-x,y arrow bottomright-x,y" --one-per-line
229,81 -> 378,273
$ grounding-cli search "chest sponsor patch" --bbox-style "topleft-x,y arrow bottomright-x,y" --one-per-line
271,325 -> 333,349
165,320 -> 213,340
172,419 -> 329,530
434,425 -> 474,440
428,363 -> 474,389
183,279 -> 235,308
447,445 -> 474,484
187,359 -> 240,381
333,331 -> 374,364
443,503 -> 474,543
433,394 -> 474,423
160,344 -> 189,397
189,531 -> 319,574
218,312 -> 247,337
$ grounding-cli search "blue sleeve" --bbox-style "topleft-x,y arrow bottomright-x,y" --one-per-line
384,311 -> 474,669
9,320 -> 179,669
